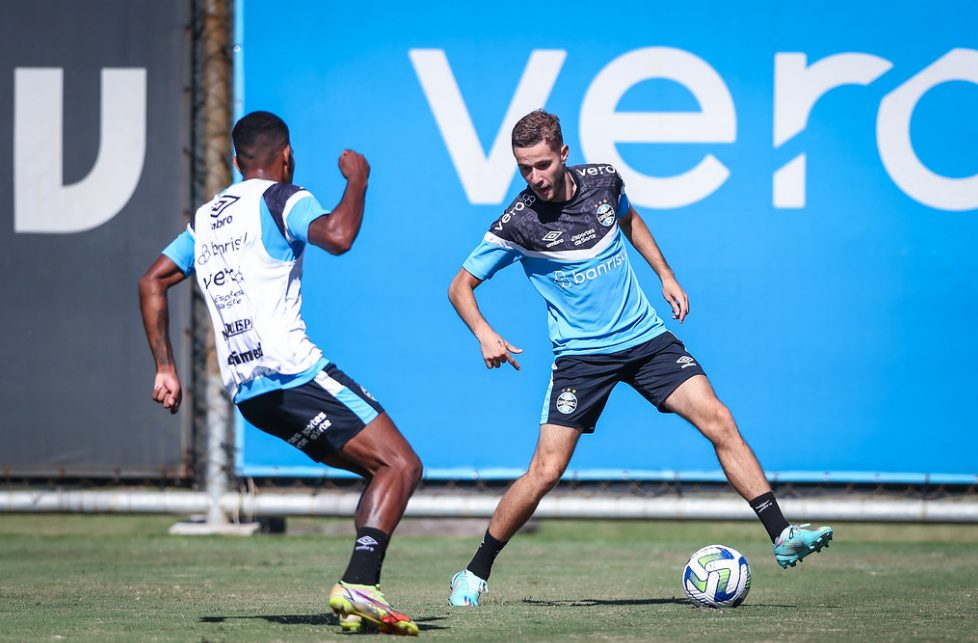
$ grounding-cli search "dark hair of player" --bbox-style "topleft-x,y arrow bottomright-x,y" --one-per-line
232,111 -> 291,171
511,109 -> 563,153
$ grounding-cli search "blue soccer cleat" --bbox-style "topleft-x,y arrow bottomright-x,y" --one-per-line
773,523 -> 833,568
448,569 -> 489,606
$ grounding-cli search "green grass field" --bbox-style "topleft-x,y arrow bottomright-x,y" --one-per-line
1,514 -> 976,641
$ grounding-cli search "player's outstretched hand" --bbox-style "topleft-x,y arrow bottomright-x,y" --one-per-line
338,149 -> 370,185
478,331 -> 523,371
662,277 -> 689,323
152,369 -> 182,414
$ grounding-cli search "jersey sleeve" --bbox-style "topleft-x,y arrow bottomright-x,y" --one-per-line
162,227 -> 195,275
283,192 -> 329,244
618,190 -> 632,218
610,168 -> 630,217
462,236 -> 521,281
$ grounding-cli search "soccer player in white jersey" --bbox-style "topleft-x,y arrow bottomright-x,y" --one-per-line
139,111 -> 420,635
446,110 -> 833,606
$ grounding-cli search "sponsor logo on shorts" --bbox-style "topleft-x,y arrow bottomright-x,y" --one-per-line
556,389 -> 578,414
288,411 -> 333,449
596,201 -> 616,226
677,356 -> 697,369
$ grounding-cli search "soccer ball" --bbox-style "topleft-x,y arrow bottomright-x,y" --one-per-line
682,544 -> 751,608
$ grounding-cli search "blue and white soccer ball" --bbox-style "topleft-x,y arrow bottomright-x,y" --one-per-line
682,544 -> 751,608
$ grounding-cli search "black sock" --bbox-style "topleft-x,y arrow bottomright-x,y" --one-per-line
466,529 -> 508,581
341,527 -> 389,586
750,492 -> 790,543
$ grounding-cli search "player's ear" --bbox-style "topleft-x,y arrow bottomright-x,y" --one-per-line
283,145 -> 295,181
232,156 -> 242,173
560,144 -> 569,163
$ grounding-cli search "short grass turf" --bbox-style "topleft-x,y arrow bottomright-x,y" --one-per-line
1,514 -> 976,641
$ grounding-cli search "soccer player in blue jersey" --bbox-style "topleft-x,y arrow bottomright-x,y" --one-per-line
447,110 -> 832,606
139,111 -> 420,635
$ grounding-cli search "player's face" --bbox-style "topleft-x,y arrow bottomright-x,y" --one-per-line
514,141 -> 570,202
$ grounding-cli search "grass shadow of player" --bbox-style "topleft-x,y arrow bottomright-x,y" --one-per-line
200,614 -> 448,631
523,598 -> 798,609
523,597 -> 690,607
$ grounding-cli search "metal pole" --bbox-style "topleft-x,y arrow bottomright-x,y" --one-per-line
189,0 -> 235,529
4,490 -> 978,523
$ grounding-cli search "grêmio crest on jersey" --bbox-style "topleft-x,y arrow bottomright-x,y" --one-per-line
487,163 -> 625,255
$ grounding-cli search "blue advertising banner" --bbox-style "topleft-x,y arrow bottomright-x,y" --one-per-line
235,0 -> 978,482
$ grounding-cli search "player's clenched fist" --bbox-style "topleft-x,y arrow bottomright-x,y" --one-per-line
338,149 -> 370,184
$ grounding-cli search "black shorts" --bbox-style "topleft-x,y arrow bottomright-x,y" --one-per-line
237,364 -> 384,463
541,331 -> 705,433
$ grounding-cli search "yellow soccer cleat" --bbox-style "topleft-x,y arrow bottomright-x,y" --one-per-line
328,581 -> 419,636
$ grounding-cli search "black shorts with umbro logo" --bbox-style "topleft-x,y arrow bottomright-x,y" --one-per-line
541,331 -> 705,433
237,364 -> 384,463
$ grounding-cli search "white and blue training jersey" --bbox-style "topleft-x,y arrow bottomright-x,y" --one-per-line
463,164 -> 666,357
162,179 -> 331,403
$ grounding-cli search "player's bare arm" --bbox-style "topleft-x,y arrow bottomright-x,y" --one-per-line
308,149 -> 370,255
138,255 -> 188,413
619,207 -> 690,323
448,268 -> 523,370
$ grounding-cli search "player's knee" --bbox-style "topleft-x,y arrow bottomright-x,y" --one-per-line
703,403 -> 739,444
401,452 -> 423,486
529,460 -> 565,492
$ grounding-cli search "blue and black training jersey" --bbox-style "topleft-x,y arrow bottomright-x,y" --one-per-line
463,163 -> 666,357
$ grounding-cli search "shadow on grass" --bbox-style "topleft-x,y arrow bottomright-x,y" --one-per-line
201,614 -> 448,631
522,598 -> 796,609
523,597 -> 689,607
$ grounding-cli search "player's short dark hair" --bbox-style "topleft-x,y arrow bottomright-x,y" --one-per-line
511,110 -> 563,152
232,111 -> 290,171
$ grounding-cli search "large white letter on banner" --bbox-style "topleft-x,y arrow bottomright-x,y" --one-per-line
409,49 -> 566,204
878,48 -> 978,212
579,47 -> 735,209
14,68 -> 147,233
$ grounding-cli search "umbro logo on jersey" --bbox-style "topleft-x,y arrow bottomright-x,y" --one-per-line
677,356 -> 697,369
542,230 -> 564,248
210,194 -> 240,217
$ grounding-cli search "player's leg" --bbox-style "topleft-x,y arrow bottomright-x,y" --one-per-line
662,374 -> 770,500
450,354 -> 617,606
625,333 -> 832,568
488,422 -> 582,540
662,373 -> 832,568
449,423 -> 582,606
322,414 -> 422,636
238,367 -> 421,635
325,412 -> 422,535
